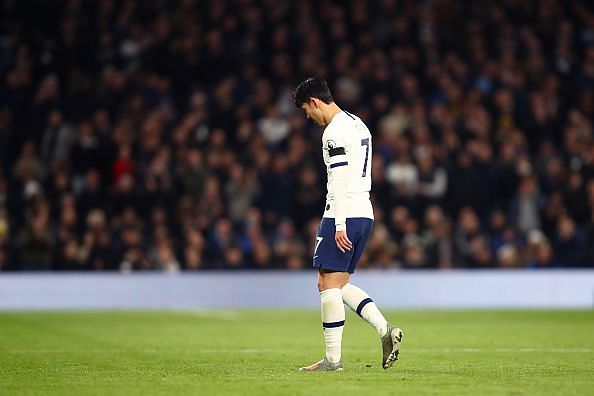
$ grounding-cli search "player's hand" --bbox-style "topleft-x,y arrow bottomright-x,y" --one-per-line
335,230 -> 352,253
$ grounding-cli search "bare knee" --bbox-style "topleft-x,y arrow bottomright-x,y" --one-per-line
317,278 -> 326,292
318,274 -> 330,292
317,271 -> 349,292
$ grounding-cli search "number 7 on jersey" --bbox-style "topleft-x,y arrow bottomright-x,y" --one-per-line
361,138 -> 369,177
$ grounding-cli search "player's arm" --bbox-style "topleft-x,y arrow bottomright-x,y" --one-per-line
326,136 -> 352,253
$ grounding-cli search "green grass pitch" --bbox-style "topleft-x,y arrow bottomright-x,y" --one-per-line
0,310 -> 593,395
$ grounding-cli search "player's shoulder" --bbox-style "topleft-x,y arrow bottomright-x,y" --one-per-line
325,112 -> 355,135
334,110 -> 359,127
341,110 -> 358,122
340,110 -> 370,132
323,111 -> 369,147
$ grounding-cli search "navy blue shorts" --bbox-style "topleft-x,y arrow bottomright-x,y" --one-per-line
313,217 -> 374,274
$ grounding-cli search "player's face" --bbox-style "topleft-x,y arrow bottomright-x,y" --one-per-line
301,100 -> 325,126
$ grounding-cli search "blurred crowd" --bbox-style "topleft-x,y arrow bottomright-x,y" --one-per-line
1,0 -> 594,271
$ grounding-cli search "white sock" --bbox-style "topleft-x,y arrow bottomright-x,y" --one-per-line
341,283 -> 388,337
320,288 -> 345,363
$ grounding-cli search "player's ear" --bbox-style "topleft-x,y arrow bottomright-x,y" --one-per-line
311,98 -> 320,108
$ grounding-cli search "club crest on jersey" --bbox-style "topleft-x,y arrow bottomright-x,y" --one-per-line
327,139 -> 337,149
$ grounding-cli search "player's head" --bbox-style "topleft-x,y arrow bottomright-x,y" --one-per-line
293,78 -> 334,126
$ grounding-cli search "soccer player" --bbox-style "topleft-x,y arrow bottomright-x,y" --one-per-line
293,78 -> 403,372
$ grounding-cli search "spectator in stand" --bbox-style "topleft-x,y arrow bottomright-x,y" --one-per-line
554,215 -> 586,267
18,199 -> 55,270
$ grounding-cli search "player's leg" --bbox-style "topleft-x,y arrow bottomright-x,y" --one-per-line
300,219 -> 352,372
341,218 -> 385,334
342,283 -> 388,336
318,270 -> 349,363
300,271 -> 349,371
342,282 -> 403,368
341,218 -> 404,369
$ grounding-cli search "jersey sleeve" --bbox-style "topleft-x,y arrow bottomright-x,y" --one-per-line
324,124 -> 349,232
323,125 -> 348,169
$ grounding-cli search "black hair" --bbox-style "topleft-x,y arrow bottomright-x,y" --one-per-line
293,77 -> 334,108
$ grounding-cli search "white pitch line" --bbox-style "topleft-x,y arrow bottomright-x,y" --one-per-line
7,348 -> 123,354
6,347 -> 592,354
404,347 -> 593,353
189,347 -> 594,354
193,349 -> 284,354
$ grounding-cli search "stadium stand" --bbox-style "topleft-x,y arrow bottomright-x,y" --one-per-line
1,0 -> 594,270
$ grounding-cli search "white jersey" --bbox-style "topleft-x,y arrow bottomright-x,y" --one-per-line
322,110 -> 374,224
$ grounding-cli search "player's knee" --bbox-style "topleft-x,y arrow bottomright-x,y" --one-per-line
318,276 -> 333,292
317,274 -> 343,292
317,279 -> 325,292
